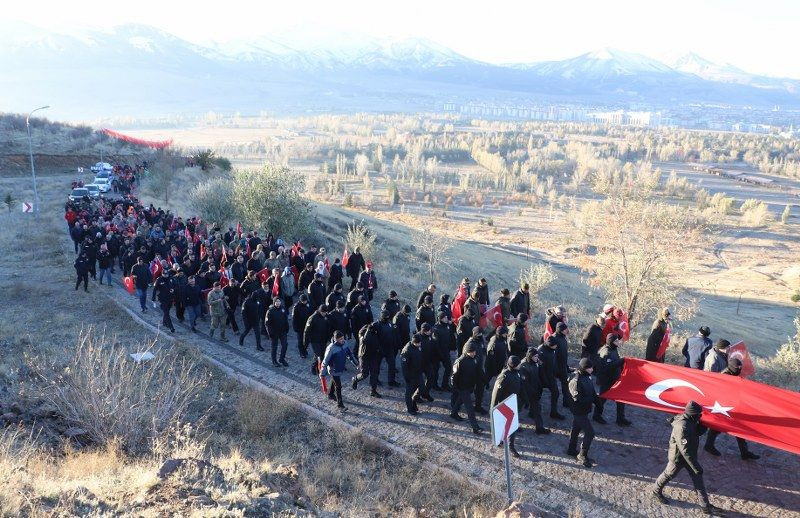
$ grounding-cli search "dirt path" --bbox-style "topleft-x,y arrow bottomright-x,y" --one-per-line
103,279 -> 800,517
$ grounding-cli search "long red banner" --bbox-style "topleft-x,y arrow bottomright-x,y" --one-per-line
601,358 -> 800,456
101,129 -> 173,149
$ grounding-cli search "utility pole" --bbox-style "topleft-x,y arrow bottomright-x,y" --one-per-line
26,105 -> 50,217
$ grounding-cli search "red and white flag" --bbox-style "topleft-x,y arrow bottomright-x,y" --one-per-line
451,284 -> 468,323
272,271 -> 281,297
728,341 -> 755,378
342,247 -> 350,267
602,358 -> 800,456
656,324 -> 671,360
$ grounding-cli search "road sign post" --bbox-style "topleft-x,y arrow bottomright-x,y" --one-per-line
491,393 -> 519,504
22,202 -> 33,213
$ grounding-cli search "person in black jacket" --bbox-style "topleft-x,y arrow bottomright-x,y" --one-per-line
704,357 -> 760,461
184,276 -> 203,332
508,314 -> 529,357
152,270 -> 176,333
473,277 -> 490,305
652,401 -> 724,515
265,298 -> 290,367
131,256 -> 152,311
592,334 -> 631,426
646,308 -> 671,362
400,334 -> 424,414
417,284 -> 436,308
509,284 -> 530,318
415,296 -> 436,331
74,252 -> 91,292
455,308 -> 478,352
358,262 -> 378,300
327,300 -> 351,342
222,278 -> 241,334
240,289 -> 265,351
463,327 -> 488,414
97,245 -> 113,286
298,263 -> 315,292
350,296 -> 374,356
582,315 -> 605,361
485,326 -> 510,382
352,321 -> 382,397
346,247 -> 366,290
491,356 -> 525,457
393,304 -> 411,359
518,347 -> 550,434
304,305 -> 330,373
231,255 -> 247,282
346,282 -> 366,316
538,336 -> 565,420
449,341 -> 482,433
291,293 -> 313,357
326,283 -> 346,311
567,358 -> 599,468
432,312 -> 455,391
376,310 -> 399,387
327,258 -> 343,293
307,273 -> 326,310
552,322 -> 571,408
381,290 -> 401,320
173,268 -> 188,323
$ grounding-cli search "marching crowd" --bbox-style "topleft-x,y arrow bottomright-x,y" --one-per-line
65,185 -> 752,516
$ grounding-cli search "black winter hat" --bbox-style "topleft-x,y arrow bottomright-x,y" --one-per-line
465,342 -> 477,353
526,346 -> 539,356
728,357 -> 743,369
412,333 -> 422,343
424,295 -> 432,303
699,326 -> 711,337
437,311 -> 447,320
556,321 -> 568,332
402,304 -> 411,313
472,326 -> 481,337
685,400 -> 703,416
518,313 -> 528,323
380,309 -> 390,319
507,355 -> 521,369
606,333 -> 620,345
497,325 -> 509,336
421,322 -> 432,331
334,330 -> 345,339
579,358 -> 593,370
389,290 -> 397,297
715,339 -> 731,350
546,335 -> 558,347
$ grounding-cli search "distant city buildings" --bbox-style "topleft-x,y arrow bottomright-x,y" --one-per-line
442,102 -> 667,127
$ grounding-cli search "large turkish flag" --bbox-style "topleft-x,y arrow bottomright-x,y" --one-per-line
601,358 -> 800,456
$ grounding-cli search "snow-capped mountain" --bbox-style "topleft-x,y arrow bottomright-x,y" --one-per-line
1,23 -> 798,119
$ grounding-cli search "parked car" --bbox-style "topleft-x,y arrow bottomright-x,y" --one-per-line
84,184 -> 100,199
69,188 -> 90,202
91,162 -> 112,173
93,177 -> 111,193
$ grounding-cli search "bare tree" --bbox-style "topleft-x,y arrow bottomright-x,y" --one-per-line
571,197 -> 704,327
411,228 -> 454,284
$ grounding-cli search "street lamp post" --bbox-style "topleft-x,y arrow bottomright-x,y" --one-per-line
26,105 -> 50,216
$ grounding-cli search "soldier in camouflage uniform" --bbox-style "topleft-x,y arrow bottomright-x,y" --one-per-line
207,282 -> 229,342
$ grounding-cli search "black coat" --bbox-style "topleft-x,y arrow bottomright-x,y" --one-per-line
568,370 -> 597,416
508,322 -> 528,357
327,309 -> 351,339
485,335 -> 509,379
350,304 -> 374,337
518,357 -> 543,401
376,320 -> 397,354
400,343 -> 423,380
358,270 -> 378,297
131,263 -> 152,290
265,305 -> 289,337
153,276 -> 175,303
184,284 -> 202,306
346,288 -> 365,313
552,332 -> 570,380
509,289 -> 530,317
646,319 -> 669,361
456,316 -> 478,351
582,323 -> 603,360
667,414 -> 706,475
451,354 -> 480,390
491,368 -> 525,409
328,263 -> 343,290
381,298 -> 401,320
326,291 -> 345,310
345,252 -> 365,278
307,279 -> 326,310
298,269 -> 314,292
359,324 -> 382,358
393,312 -> 411,349
291,301 -> 313,333
596,344 -> 624,392
432,322 -> 455,356
536,344 -> 558,387
303,311 -> 329,345
473,283 -> 490,306
417,289 -> 434,308
242,292 -> 263,325
415,305 -> 436,331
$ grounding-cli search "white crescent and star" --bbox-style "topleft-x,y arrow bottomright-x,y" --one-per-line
644,378 -> 734,418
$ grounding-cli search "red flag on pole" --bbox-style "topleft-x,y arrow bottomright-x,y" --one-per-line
272,271 -> 281,297
219,267 -> 229,288
451,284 -> 468,323
149,259 -> 163,281
236,222 -> 242,239
341,247 -> 350,267
602,358 -> 800,456
656,324 -> 672,360
291,265 -> 300,286
728,341 -> 755,378
123,276 -> 135,294
484,304 -> 504,328
220,247 -> 228,268
199,243 -> 206,261
318,359 -> 328,394
257,267 -> 271,283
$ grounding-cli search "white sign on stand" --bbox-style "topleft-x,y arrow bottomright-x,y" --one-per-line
22,202 -> 33,213
491,393 -> 519,503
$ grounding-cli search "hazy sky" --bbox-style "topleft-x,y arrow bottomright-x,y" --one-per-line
7,0 -> 800,78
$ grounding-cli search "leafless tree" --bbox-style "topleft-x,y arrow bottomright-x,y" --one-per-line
411,228 -> 454,284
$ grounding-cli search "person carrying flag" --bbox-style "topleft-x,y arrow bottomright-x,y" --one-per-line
358,261 -> 378,301
646,308 -> 671,362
